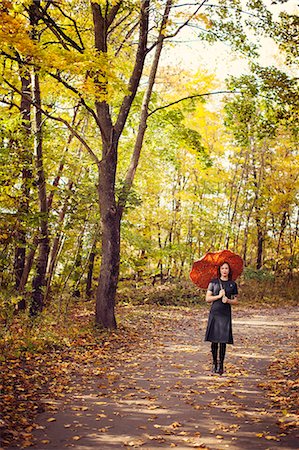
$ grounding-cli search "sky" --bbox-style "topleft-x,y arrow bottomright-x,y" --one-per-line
162,0 -> 298,83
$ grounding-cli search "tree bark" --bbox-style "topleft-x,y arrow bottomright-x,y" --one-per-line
86,249 -> 96,298
250,137 -> 264,270
96,148 -> 120,328
45,181 -> 74,301
118,0 -> 173,209
15,72 -> 32,309
274,211 -> 288,271
256,216 -> 263,270
92,0 -> 150,328
30,68 -> 50,315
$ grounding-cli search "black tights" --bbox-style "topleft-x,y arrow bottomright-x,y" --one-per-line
211,342 -> 226,363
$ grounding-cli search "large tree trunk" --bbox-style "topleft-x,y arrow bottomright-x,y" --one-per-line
96,150 -> 120,328
92,0 -> 149,328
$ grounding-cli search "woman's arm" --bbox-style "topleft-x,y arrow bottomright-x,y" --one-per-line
222,295 -> 238,305
206,288 -> 225,303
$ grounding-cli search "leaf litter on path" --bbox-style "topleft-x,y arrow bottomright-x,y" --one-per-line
3,305 -> 299,449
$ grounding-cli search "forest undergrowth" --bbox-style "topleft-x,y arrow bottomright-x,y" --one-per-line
0,276 -> 298,447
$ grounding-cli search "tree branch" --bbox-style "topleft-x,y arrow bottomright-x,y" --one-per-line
107,1 -> 123,28
115,21 -> 139,57
108,10 -> 133,36
46,70 -> 104,133
28,3 -> 85,52
118,0 -> 173,215
114,0 -> 150,140
52,2 -> 85,50
0,96 -> 21,111
147,0 -> 208,53
1,49 -> 106,138
148,90 -> 238,116
3,78 -> 100,166
204,3 -> 262,20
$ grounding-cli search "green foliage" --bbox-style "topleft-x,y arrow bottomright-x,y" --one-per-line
243,267 -> 275,282
197,0 -> 273,57
0,0 -> 298,316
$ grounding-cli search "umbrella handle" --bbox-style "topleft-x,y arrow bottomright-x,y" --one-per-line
219,279 -> 225,298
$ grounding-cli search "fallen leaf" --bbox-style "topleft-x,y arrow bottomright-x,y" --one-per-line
124,439 -> 145,447
265,435 -> 280,441
170,422 -> 182,428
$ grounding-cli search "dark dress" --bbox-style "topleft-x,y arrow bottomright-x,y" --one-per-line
204,278 -> 238,344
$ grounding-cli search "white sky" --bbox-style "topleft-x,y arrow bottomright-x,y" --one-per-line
162,0 -> 298,82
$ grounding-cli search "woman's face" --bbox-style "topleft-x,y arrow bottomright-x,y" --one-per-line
220,263 -> 230,278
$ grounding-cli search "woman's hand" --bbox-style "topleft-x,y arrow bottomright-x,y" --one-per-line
222,296 -> 228,303
219,289 -> 225,298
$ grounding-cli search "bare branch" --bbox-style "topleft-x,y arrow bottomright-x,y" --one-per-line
115,21 -> 139,57
108,10 -> 133,35
52,2 -> 85,50
107,1 -> 123,28
0,96 -> 21,110
46,70 -> 104,132
118,0 -> 173,215
114,0 -> 150,139
3,77 -> 100,166
148,90 -> 238,116
25,3 -> 85,52
147,0 -> 208,53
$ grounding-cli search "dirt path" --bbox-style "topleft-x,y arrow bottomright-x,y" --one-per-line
8,307 -> 299,449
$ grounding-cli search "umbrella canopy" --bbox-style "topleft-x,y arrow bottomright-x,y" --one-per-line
190,249 -> 243,289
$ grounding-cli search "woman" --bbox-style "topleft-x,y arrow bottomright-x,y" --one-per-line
205,261 -> 238,375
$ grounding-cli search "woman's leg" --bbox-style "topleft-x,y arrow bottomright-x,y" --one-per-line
211,342 -> 218,373
218,343 -> 226,375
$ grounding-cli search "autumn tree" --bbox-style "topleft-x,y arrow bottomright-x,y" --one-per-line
1,0 -> 292,327
223,66 -> 298,270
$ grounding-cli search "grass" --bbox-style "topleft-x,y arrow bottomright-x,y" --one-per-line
116,274 -> 298,308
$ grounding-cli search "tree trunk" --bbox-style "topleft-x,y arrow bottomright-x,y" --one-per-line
256,219 -> 263,270
274,211 -> 288,271
95,151 -> 120,328
86,249 -> 96,299
225,151 -> 248,250
250,137 -> 264,270
17,111 -> 80,297
45,181 -> 74,301
18,235 -> 38,293
288,207 -> 298,277
92,0 -> 149,328
15,72 -> 32,309
30,69 -> 50,315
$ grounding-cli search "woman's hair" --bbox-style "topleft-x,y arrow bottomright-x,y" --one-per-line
217,261 -> 232,279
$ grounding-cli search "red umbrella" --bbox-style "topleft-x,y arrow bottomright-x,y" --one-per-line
190,249 -> 243,289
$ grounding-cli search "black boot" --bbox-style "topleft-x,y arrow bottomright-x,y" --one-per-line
212,361 -> 218,373
217,361 -> 224,375
217,343 -> 226,375
211,343 -> 218,374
